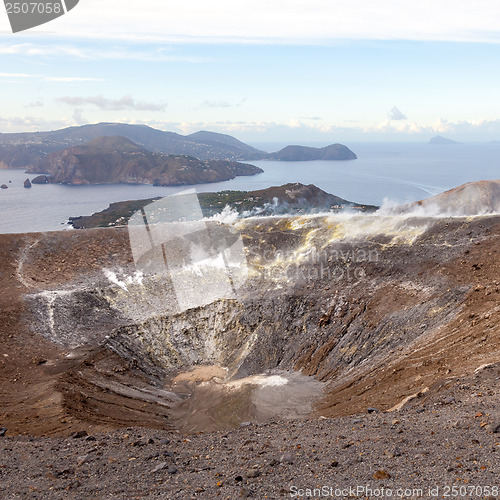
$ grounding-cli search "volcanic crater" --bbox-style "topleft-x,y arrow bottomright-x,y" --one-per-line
1,211 -> 499,436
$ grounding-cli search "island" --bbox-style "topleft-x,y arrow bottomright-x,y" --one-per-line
32,136 -> 263,186
268,144 -> 357,161
429,135 -> 462,145
0,122 -> 267,167
68,182 -> 378,229
0,122 -> 358,169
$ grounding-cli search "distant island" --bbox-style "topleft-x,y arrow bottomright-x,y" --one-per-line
68,182 -> 377,229
429,135 -> 462,145
29,136 -> 263,186
0,122 -> 357,170
268,144 -> 357,161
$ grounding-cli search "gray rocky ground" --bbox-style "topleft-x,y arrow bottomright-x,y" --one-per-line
1,364 -> 498,499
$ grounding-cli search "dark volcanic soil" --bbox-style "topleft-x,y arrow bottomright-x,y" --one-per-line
0,364 -> 498,498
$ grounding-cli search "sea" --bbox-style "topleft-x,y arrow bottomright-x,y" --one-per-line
1,141 -> 499,234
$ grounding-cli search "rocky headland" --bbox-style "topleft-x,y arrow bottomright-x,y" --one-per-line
0,123 -> 267,167
30,136 -> 263,186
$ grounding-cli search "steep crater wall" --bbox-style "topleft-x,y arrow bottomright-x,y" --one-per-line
10,214 -> 500,431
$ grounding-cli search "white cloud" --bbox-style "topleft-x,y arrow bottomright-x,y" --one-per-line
371,119 -> 440,136
171,119 -> 353,141
172,117 -> 500,142
0,72 -> 32,78
200,98 -> 247,109
3,113 -> 500,142
388,106 -> 407,121
46,76 -> 104,82
56,95 -> 166,111
0,71 -> 102,82
3,0 -> 500,43
27,100 -> 44,108
367,116 -> 500,141
0,43 -> 87,57
200,100 -> 232,109
0,115 -> 72,131
0,43 -> 210,62
72,109 -> 88,125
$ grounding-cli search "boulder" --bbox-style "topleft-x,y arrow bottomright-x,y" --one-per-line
31,175 -> 50,184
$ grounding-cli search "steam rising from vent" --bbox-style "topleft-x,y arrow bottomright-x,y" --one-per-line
101,179 -> 500,321
378,179 -> 500,217
205,205 -> 239,225
127,189 -> 248,313
103,269 -> 143,292
240,197 -> 281,217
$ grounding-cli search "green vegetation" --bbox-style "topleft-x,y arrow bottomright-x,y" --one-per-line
69,183 -> 378,229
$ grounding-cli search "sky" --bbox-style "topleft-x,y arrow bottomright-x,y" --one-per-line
1,0 -> 500,143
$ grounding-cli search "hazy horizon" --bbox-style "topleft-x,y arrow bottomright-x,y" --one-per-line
2,2 -> 500,143
1,122 -> 499,148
